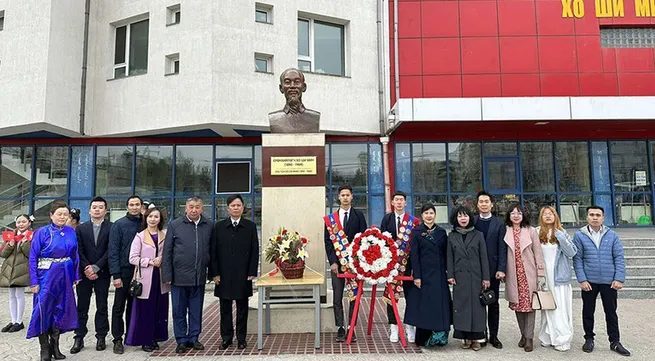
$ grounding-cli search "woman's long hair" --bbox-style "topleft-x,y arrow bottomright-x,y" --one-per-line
538,206 -> 563,244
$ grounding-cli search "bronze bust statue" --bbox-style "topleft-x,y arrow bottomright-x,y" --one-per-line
268,68 -> 320,133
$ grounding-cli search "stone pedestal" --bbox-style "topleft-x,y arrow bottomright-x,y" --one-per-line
260,133 -> 327,297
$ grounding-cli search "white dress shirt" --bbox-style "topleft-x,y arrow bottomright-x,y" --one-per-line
338,207 -> 351,227
588,226 -> 603,248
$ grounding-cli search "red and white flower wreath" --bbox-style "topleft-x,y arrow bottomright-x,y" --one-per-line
347,227 -> 400,285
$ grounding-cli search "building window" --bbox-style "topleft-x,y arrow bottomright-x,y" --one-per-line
113,18 -> 149,78
254,53 -> 272,73
96,146 -> 134,196
165,53 -> 179,75
0,10 -> 5,31
298,17 -> 346,76
167,4 -> 180,25
255,3 -> 272,24
601,27 -> 655,48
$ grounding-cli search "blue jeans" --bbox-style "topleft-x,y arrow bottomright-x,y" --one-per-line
171,285 -> 205,344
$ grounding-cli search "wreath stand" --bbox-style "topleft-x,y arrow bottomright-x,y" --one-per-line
337,273 -> 413,347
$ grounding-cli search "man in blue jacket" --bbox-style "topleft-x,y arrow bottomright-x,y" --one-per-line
108,195 -> 143,354
573,206 -> 630,357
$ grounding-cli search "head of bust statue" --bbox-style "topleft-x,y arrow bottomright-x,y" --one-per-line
279,68 -> 307,114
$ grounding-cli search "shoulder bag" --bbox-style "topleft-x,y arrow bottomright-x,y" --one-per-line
532,286 -> 556,310
128,259 -> 143,297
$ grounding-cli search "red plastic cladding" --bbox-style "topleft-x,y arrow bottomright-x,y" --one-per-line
389,0 -> 655,102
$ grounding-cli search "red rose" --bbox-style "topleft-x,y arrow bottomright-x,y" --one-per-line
301,237 -> 308,244
282,229 -> 287,235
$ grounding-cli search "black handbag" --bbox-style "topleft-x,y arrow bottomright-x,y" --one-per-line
128,260 -> 143,297
480,288 -> 496,306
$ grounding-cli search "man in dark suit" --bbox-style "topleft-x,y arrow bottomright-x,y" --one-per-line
209,194 -> 259,350
71,197 -> 113,354
379,190 -> 420,343
324,184 -> 367,342
473,191 -> 507,349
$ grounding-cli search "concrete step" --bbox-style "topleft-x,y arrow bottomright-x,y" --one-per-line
625,265 -> 655,277
624,246 -> 655,257
621,239 -> 655,247
623,276 -> 655,287
625,255 -> 655,266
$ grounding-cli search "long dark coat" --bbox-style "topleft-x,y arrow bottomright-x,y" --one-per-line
446,229 -> 490,333
209,218 -> 259,300
404,223 -> 451,332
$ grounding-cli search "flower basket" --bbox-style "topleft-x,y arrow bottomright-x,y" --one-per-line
265,227 -> 309,278
279,260 -> 306,279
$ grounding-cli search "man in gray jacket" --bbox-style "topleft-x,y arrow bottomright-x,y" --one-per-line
162,197 -> 212,354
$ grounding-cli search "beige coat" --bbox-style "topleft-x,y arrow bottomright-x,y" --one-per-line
504,226 -> 545,304
129,230 -> 171,299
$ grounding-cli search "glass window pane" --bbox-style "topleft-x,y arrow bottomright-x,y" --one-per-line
327,194 -> 368,225
256,10 -> 268,23
215,145 -> 252,159
0,200 -> 29,231
96,146 -> 133,196
135,146 -> 172,196
175,146 -> 212,196
559,194 -> 592,227
611,141 -> 649,192
523,194 -> 556,226
448,143 -> 481,193
254,146 -> 262,193
487,161 -> 517,191
615,193 -> 652,225
128,19 -> 149,76
114,67 -> 126,79
484,142 -> 517,156
255,58 -> 268,72
314,21 -> 344,76
412,143 -> 446,193
114,26 -> 126,64
35,147 -> 68,198
106,199 -> 128,223
216,162 -> 251,194
298,19 -> 310,56
414,195 -> 449,226
556,142 -> 591,192
330,144 -> 368,191
521,142 -> 554,192
33,199 -> 58,228
298,60 -> 311,72
0,147 -> 32,199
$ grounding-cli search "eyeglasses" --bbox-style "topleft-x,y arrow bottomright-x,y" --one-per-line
510,211 -> 523,216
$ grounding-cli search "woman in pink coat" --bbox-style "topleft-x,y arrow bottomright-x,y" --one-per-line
125,206 -> 170,352
503,204 -> 545,353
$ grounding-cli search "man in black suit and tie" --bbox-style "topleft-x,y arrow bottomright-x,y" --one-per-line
379,191 -> 420,343
324,184 -> 367,342
473,191 -> 507,349
71,197 -> 113,354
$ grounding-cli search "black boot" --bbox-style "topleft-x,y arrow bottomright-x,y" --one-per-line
50,329 -> 66,360
39,334 -> 52,361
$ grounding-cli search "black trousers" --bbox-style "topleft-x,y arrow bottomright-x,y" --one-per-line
220,298 -> 248,343
110,277 -> 133,342
485,278 -> 501,338
75,276 -> 111,340
331,271 -> 355,327
582,282 -> 620,343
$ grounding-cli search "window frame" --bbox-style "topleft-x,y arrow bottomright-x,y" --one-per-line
297,17 -> 346,76
254,53 -> 272,73
0,10 -> 5,31
112,17 -> 149,79
255,3 -> 273,24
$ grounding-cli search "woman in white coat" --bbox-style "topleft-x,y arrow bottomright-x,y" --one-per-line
536,206 -> 577,351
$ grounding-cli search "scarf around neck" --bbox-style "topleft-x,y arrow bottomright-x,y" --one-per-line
456,226 -> 475,235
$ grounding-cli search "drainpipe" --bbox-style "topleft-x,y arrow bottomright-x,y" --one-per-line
377,0 -> 387,136
393,0 -> 400,112
381,136 -> 392,213
79,0 -> 91,135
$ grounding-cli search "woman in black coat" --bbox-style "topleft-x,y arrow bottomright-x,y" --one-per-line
405,203 -> 451,347
447,206 -> 490,351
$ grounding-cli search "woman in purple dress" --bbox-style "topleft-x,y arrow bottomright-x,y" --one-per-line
28,200 -> 81,361
125,206 -> 170,352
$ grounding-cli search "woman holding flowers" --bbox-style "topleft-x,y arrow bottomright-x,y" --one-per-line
405,203 -> 451,347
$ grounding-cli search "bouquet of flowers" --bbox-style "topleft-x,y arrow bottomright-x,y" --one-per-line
346,227 -> 400,285
264,227 -> 309,265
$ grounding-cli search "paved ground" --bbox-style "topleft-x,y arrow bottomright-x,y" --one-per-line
0,289 -> 652,360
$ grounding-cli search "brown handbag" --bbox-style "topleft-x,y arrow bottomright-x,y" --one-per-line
532,289 -> 556,310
